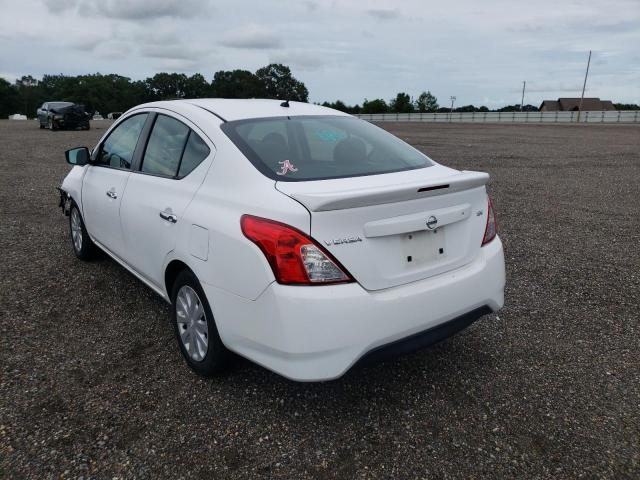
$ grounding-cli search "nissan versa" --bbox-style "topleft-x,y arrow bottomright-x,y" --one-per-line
58,99 -> 505,381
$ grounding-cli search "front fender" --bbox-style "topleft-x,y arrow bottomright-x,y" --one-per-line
60,165 -> 87,215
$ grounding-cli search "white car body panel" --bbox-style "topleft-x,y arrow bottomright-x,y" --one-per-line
277,167 -> 491,291
118,108 -> 217,290
203,237 -> 504,381
81,167 -> 130,258
183,98 -> 351,122
61,98 -> 506,381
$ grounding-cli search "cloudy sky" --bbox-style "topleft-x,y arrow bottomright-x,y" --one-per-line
1,0 -> 639,107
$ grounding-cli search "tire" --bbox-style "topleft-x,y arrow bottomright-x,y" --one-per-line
39,123 -> 45,129
171,269 -> 228,376
48,117 -> 57,131
69,204 -> 96,260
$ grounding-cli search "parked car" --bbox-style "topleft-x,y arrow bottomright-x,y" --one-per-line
107,112 -> 123,120
58,99 -> 505,381
37,101 -> 91,130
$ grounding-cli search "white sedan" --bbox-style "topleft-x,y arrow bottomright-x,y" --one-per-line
59,99 -> 505,381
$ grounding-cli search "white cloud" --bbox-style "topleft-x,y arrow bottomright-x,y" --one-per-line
366,8 -> 400,20
269,50 -> 330,71
220,24 -> 282,49
0,0 -> 637,105
42,0 -> 210,19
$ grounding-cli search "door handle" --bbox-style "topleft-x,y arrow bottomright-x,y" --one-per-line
159,210 -> 177,223
106,189 -> 118,199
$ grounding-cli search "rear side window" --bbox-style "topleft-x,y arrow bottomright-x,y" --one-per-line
221,116 -> 432,181
140,114 -> 211,178
142,115 -> 190,176
179,132 -> 210,178
97,113 -> 148,169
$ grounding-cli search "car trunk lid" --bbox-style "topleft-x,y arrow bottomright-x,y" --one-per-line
276,165 -> 490,290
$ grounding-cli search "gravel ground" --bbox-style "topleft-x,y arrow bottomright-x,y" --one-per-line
1,120 -> 639,479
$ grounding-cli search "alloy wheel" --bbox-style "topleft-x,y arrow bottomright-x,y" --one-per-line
176,285 -> 209,362
70,208 -> 83,252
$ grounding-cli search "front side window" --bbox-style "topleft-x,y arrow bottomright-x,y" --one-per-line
221,116 -> 433,181
96,113 -> 148,169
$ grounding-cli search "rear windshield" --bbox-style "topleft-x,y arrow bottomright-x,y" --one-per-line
49,102 -> 74,109
221,115 -> 433,181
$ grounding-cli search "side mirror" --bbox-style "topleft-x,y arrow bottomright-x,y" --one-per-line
65,147 -> 90,166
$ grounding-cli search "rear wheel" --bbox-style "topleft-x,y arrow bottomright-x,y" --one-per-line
171,269 -> 228,376
69,205 -> 96,260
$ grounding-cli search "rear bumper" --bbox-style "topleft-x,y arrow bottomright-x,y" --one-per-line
204,237 -> 505,381
353,305 -> 492,368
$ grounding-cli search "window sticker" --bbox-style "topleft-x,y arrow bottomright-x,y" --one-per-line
276,159 -> 298,176
315,129 -> 347,143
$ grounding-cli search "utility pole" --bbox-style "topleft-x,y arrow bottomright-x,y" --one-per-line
577,50 -> 592,123
520,81 -> 526,111
449,96 -> 456,122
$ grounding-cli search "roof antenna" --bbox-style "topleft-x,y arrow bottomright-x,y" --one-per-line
280,99 -> 290,108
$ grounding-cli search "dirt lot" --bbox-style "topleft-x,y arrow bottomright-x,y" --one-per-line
1,120 -> 639,479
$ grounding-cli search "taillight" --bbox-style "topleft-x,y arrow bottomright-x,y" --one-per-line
240,215 -> 354,285
482,198 -> 498,246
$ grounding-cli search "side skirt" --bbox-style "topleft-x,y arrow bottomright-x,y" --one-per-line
91,238 -> 171,303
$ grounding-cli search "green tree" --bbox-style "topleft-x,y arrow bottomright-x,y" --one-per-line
415,91 -> 438,112
613,103 -> 640,110
0,78 -> 20,117
144,73 -> 189,100
361,98 -> 389,114
211,69 -> 265,98
37,73 -> 146,114
184,73 -> 211,98
321,100 -> 361,114
255,64 -> 308,102
15,75 -> 46,116
454,105 -> 478,113
390,92 -> 414,113
497,104 -> 538,112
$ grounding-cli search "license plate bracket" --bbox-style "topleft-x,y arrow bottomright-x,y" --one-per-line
402,229 -> 446,264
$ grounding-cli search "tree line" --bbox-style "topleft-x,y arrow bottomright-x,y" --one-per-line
1,65 -> 638,118
322,94 -> 639,114
322,92 -> 544,114
0,64 -> 308,118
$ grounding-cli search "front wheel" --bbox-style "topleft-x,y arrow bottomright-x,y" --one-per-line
171,270 -> 228,376
69,205 -> 96,260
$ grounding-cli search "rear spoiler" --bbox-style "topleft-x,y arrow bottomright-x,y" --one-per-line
277,170 -> 489,212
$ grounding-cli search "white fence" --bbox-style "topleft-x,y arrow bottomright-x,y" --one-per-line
357,110 -> 640,124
